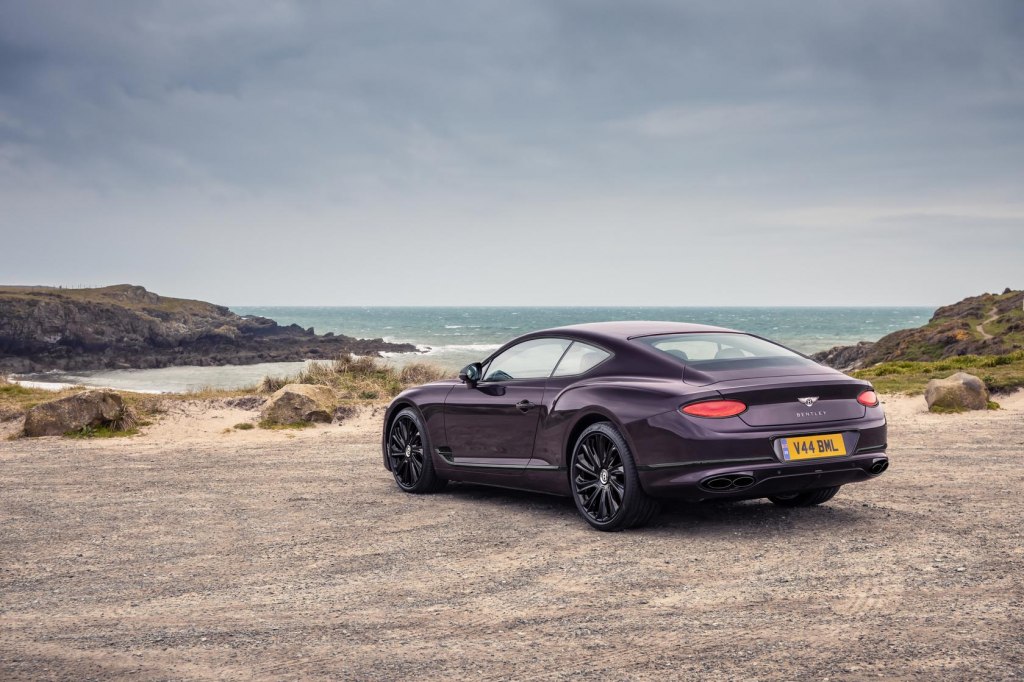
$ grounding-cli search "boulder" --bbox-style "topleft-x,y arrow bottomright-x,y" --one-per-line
334,404 -> 359,423
261,384 -> 337,424
925,372 -> 990,412
23,390 -> 125,437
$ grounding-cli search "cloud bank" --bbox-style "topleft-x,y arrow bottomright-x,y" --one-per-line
1,1 -> 1021,304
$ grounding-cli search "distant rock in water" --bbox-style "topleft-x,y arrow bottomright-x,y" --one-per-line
0,284 -> 417,373
813,289 -> 1024,370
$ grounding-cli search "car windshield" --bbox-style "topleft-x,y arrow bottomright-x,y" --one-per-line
636,333 -> 820,371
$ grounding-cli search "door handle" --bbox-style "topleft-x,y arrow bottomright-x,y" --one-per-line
516,399 -> 536,413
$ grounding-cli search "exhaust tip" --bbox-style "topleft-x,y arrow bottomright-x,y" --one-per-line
701,473 -> 757,492
869,458 -> 889,475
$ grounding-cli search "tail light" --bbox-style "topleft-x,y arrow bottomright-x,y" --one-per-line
681,399 -> 747,418
857,390 -> 879,407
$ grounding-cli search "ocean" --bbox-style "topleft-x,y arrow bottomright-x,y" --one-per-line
15,306 -> 932,392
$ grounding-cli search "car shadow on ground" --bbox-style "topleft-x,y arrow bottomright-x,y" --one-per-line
435,482 -> 875,533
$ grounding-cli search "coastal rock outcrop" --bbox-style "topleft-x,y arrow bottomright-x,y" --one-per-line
23,390 -> 125,437
0,284 -> 417,373
261,384 -> 337,424
811,341 -> 875,372
813,289 -> 1024,370
924,372 -> 990,412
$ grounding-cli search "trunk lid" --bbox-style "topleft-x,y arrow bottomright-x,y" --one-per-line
704,373 -> 869,427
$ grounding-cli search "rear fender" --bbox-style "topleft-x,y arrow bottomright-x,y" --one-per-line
533,380 -> 718,471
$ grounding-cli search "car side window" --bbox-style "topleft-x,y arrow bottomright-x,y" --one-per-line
552,341 -> 611,377
483,338 -> 572,382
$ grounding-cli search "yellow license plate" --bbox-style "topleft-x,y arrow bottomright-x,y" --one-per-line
780,433 -> 847,461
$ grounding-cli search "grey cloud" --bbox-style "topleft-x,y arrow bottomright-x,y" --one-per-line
0,0 -> 1021,305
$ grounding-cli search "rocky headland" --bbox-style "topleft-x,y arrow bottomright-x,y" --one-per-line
813,288 -> 1024,370
0,284 -> 416,373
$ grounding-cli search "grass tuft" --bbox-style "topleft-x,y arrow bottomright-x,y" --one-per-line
64,425 -> 139,439
258,354 -> 455,402
109,404 -> 138,432
852,350 -> 1024,395
258,419 -> 316,430
234,422 -> 255,430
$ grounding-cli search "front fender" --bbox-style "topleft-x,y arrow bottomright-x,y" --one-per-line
381,382 -> 456,471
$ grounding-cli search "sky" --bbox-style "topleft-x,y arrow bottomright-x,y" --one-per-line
1,1 -> 1022,306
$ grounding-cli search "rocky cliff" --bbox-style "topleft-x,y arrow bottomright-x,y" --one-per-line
813,288 -> 1024,370
0,285 -> 416,373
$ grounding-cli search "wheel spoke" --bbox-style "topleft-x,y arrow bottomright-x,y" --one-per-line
600,439 -> 612,467
579,443 -> 597,470
589,439 -> 602,466
608,479 -> 624,498
607,487 -> 620,515
575,479 -> 599,494
574,458 -> 597,477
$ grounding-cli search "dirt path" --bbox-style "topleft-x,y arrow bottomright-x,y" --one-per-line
2,395 -> 1023,680
976,307 -> 998,340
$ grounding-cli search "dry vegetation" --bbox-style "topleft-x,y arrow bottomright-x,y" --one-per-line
257,354 -> 454,400
2,355 -> 455,438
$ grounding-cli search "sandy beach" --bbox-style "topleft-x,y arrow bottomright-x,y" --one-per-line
1,392 -> 1023,680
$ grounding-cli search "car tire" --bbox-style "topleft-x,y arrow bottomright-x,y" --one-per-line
570,422 -> 660,531
387,407 -> 447,494
768,485 -> 841,507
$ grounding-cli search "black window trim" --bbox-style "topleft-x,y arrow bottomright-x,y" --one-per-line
550,340 -> 613,378
479,336 -> 574,385
478,335 -> 614,385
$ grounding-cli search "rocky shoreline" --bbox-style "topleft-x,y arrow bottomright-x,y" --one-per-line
0,284 -> 416,373
813,288 -> 1023,370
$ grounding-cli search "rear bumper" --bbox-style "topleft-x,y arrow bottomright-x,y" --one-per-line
628,409 -> 889,501
638,452 -> 888,501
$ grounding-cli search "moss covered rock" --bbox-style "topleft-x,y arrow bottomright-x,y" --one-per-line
23,390 -> 124,436
925,372 -> 990,412
260,384 -> 337,424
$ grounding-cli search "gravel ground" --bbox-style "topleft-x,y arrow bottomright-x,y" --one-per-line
1,395 -> 1023,680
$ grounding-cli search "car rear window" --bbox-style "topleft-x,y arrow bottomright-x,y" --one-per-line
636,333 -> 819,371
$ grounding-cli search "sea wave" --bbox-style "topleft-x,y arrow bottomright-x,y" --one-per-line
425,343 -> 501,354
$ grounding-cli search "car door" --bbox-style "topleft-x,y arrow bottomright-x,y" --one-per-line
443,337 -> 571,468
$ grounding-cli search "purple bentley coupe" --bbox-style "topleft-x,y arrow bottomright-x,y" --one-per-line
381,322 -> 888,531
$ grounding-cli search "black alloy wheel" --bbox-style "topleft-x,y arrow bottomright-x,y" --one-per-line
570,422 -> 659,531
387,408 -> 446,493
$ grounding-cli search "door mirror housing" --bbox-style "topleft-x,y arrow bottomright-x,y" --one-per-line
459,362 -> 482,386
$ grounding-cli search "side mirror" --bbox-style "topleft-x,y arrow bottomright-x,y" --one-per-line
459,362 -> 482,386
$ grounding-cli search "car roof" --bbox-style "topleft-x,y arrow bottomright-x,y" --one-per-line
536,320 -> 739,342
